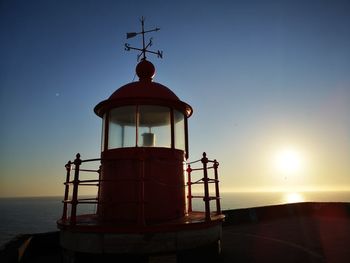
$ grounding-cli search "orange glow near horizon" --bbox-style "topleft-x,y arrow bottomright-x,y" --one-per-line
283,192 -> 304,203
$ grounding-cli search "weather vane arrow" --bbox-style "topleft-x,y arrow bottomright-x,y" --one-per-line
124,16 -> 163,61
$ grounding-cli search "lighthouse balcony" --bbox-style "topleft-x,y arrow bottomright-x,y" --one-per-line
57,152 -> 224,232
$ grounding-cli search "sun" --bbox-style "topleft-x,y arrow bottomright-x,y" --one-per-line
274,148 -> 303,174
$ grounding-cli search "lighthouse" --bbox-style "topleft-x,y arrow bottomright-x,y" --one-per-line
57,18 -> 224,262
94,58 -> 191,224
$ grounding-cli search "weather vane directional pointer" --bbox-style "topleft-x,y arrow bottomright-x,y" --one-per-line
125,17 -> 163,61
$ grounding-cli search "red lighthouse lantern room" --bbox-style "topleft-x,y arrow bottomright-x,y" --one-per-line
57,18 -> 224,261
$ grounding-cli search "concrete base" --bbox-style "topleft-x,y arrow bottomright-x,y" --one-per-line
60,224 -> 222,255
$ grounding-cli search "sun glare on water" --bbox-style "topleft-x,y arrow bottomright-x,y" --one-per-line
283,192 -> 305,203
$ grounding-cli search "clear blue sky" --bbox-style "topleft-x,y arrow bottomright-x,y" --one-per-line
1,0 -> 349,197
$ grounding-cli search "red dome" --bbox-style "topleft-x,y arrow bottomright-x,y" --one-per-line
94,61 -> 193,118
109,81 -> 180,101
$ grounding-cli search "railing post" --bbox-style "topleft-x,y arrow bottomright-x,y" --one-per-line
213,160 -> 221,214
70,153 -> 81,225
201,152 -> 211,221
62,160 -> 72,221
186,164 -> 193,213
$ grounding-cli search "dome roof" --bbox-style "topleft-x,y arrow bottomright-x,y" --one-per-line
94,60 -> 193,117
108,81 -> 180,101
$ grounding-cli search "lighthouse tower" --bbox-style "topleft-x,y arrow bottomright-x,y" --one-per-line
94,58 -> 191,224
57,18 -> 224,262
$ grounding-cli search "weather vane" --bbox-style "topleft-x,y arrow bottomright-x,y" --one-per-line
125,17 -> 163,61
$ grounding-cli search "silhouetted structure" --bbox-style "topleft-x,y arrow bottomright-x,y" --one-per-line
57,18 -> 224,261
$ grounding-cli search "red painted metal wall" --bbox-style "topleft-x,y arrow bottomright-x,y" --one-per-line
98,147 -> 186,223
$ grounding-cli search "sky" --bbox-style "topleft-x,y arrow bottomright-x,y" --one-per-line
1,0 -> 349,197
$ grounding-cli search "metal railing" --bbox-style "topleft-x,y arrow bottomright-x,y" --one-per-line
186,152 -> 221,221
60,152 -> 221,225
61,153 -> 101,224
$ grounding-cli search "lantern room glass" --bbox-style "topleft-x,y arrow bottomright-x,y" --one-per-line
108,106 -> 136,149
105,105 -> 186,151
174,110 -> 185,151
138,105 -> 171,148
101,113 -> 106,151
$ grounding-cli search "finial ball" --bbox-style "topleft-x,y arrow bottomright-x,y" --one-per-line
136,60 -> 155,80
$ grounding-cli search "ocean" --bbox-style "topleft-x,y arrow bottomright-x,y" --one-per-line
0,191 -> 349,247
